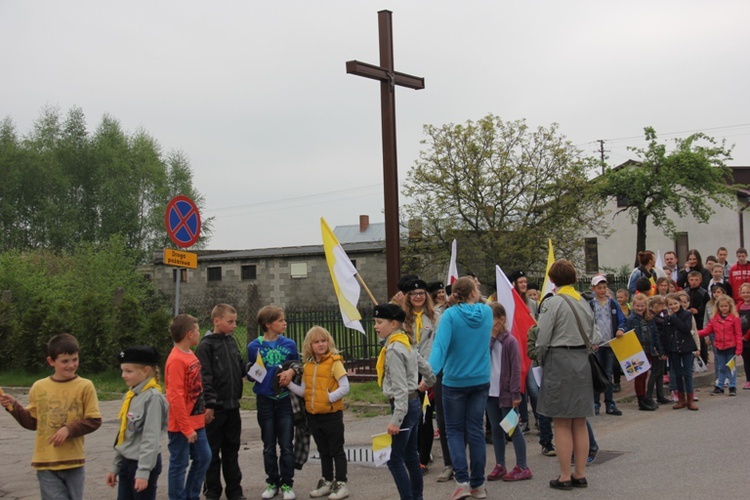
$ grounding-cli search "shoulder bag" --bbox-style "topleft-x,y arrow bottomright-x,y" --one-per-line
560,295 -> 611,393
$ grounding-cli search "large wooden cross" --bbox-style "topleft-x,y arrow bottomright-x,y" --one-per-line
346,10 -> 425,298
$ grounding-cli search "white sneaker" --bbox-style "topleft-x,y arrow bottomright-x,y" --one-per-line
451,482 -> 471,500
309,479 -> 332,498
280,485 -> 296,500
328,481 -> 350,500
470,486 -> 488,499
261,484 -> 278,499
437,465 -> 454,482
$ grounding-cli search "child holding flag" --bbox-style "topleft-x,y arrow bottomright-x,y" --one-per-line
698,295 -> 743,396
247,306 -> 300,500
107,346 -> 168,499
623,295 -> 661,411
374,303 -> 435,500
486,303 -> 532,482
287,327 -> 350,499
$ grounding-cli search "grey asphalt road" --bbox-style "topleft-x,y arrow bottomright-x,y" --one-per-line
1,365 -> 746,499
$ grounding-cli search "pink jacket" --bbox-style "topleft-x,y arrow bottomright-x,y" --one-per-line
698,314 -> 743,356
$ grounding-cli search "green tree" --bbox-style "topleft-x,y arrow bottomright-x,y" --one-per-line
0,107 -> 211,260
597,127 -> 735,263
402,114 -> 606,278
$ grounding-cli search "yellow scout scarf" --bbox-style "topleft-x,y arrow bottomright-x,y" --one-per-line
377,333 -> 412,387
556,285 -> 581,301
116,377 -> 162,446
414,311 -> 424,343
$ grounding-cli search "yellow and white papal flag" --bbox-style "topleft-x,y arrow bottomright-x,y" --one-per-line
610,330 -> 651,382
321,218 -> 365,334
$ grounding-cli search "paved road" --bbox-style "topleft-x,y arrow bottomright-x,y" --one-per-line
1,364 -> 746,499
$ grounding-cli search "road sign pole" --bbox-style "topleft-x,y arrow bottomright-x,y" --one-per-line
174,269 -> 181,316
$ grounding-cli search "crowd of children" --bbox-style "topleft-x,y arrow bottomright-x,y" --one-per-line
1,246 -> 749,500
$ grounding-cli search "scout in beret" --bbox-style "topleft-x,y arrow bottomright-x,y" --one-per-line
108,346 -> 167,498
373,302 -> 435,498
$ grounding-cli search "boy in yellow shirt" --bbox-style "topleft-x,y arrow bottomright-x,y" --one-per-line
0,333 -> 102,499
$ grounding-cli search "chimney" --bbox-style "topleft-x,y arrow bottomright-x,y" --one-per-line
359,215 -> 370,232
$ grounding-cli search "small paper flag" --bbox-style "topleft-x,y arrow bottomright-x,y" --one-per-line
422,392 -> 430,422
500,408 -> 519,436
248,350 -> 267,383
727,356 -> 736,375
372,432 -> 392,466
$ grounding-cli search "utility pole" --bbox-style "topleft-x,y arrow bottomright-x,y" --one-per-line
596,139 -> 609,175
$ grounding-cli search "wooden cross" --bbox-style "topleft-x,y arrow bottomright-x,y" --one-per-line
346,10 -> 425,298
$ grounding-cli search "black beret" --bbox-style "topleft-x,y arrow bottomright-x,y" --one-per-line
427,281 -> 444,293
118,346 -> 160,365
527,282 -> 540,291
507,270 -> 525,284
405,279 -> 428,292
373,303 -> 406,322
397,274 -> 420,293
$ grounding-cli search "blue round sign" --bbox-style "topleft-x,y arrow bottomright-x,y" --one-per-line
165,196 -> 201,248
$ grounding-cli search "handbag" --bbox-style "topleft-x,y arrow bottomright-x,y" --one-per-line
560,295 -> 611,393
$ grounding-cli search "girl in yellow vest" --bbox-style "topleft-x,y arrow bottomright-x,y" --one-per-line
287,327 -> 350,499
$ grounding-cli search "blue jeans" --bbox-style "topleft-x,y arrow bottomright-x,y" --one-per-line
118,455 -> 162,500
442,383 -> 490,488
168,428 -> 211,500
485,398 -> 526,469
256,395 -> 295,488
669,351 -> 694,394
526,370 -> 553,447
37,467 -> 85,500
594,346 -> 615,406
387,397 -> 422,500
715,347 -> 737,388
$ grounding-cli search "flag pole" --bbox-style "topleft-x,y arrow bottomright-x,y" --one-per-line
356,273 -> 378,305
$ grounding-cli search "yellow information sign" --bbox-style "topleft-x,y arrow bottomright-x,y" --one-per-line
163,249 -> 198,269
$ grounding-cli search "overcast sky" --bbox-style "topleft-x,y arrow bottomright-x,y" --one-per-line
3,0 -> 749,250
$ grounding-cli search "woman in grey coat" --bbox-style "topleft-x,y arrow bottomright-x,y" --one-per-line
536,260 -> 601,490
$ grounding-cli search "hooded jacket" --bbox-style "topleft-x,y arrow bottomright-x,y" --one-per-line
428,302 -> 493,388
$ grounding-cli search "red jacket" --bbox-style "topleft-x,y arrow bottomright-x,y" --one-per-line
729,262 -> 750,304
698,314 -> 743,356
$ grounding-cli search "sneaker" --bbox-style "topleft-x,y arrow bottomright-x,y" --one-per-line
541,444 -> 557,457
487,464 -> 507,481
328,481 -> 349,500
729,387 -> 737,396
594,403 -> 600,415
420,464 -> 429,476
606,403 -> 622,416
710,386 -> 724,395
261,484 -> 278,499
724,380 -> 730,388
470,486 -> 487,499
451,482 -> 471,500
672,390 -> 679,402
502,465 -> 532,481
309,479 -> 332,498
437,466 -> 454,482
744,382 -> 750,390
518,421 -> 529,434
588,447 -> 599,464
663,374 -> 670,384
613,383 -> 621,393
280,485 -> 296,500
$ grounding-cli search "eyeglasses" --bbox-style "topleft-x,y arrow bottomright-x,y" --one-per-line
410,291 -> 426,297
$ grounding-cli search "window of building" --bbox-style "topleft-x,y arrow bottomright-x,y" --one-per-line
676,232 -> 689,264
241,265 -> 257,280
290,262 -> 308,278
172,269 -> 187,283
207,267 -> 222,282
584,237 -> 599,275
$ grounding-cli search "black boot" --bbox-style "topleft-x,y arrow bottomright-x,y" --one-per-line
638,395 -> 656,411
